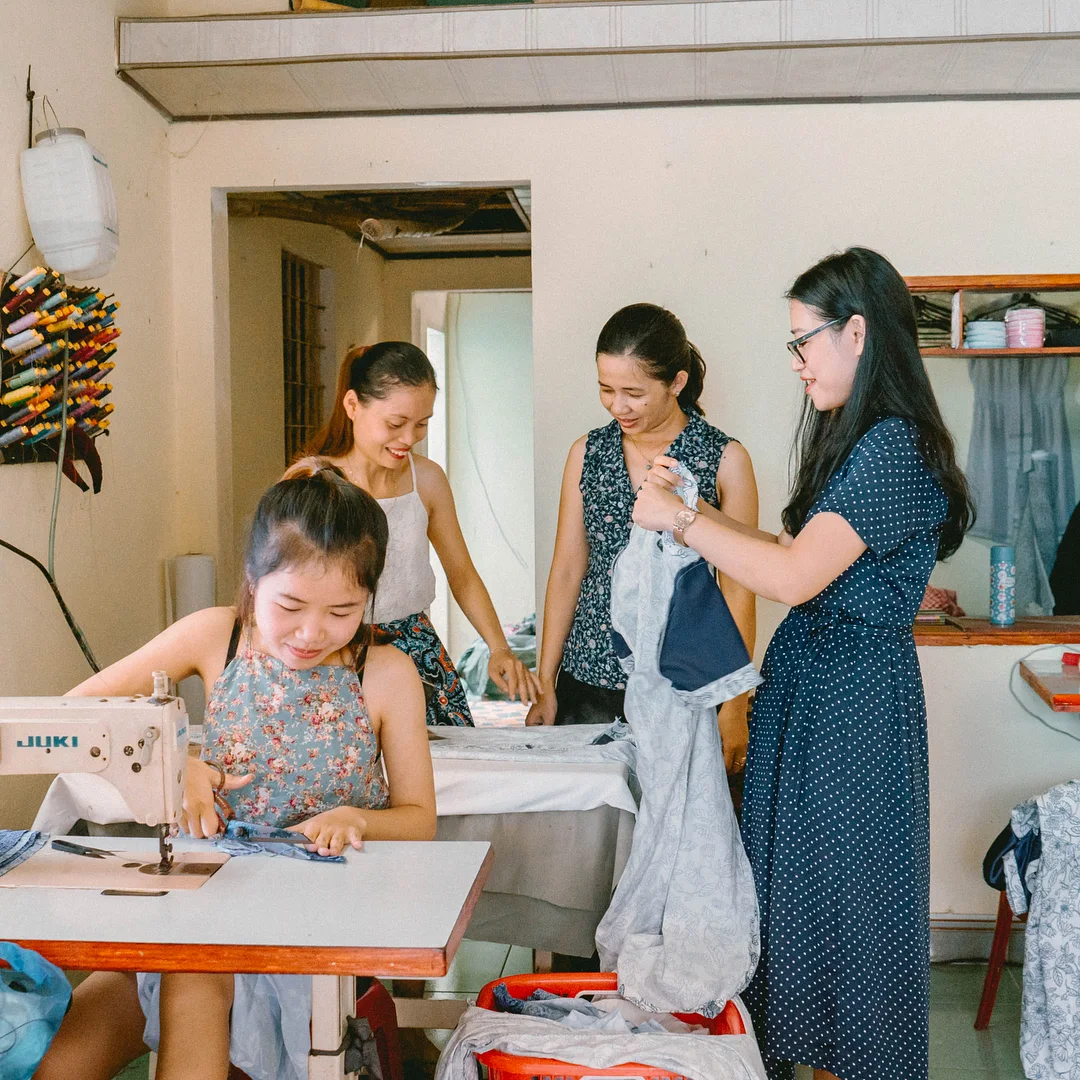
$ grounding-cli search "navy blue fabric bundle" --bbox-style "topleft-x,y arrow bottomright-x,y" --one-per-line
659,559 -> 752,693
983,820 -> 1042,908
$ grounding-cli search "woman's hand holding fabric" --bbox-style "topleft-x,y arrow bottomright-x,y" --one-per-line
487,649 -> 542,704
181,759 -> 253,839
642,455 -> 682,492
632,474 -> 685,533
286,807 -> 367,857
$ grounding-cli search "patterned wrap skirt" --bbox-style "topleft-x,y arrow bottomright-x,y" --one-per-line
378,610 -> 474,727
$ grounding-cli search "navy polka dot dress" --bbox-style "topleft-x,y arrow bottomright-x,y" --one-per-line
742,417 -> 948,1080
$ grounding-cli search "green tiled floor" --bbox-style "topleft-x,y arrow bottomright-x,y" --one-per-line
103,955 -> 1028,1079
929,962 -> 1024,1079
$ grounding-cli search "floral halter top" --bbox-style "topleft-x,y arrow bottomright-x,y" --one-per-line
203,637 -> 390,830
562,410 -> 733,691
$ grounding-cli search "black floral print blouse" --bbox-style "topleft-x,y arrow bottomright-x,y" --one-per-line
562,410 -> 733,690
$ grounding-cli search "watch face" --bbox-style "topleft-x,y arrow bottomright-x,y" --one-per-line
674,508 -> 697,530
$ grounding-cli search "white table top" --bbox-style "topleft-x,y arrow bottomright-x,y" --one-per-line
2,836 -> 491,977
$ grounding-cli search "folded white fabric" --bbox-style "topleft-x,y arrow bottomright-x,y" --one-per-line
435,1005 -> 768,1080
34,738 -> 639,830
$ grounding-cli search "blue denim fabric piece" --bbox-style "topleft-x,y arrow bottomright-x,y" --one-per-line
214,819 -> 345,863
492,983 -> 562,1016
0,831 -> 46,878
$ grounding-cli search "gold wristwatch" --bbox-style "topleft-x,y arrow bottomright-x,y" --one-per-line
672,507 -> 699,547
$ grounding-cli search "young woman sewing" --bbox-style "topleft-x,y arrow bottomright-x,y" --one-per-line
36,459 -> 436,1080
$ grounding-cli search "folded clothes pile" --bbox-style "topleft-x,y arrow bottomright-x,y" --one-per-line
436,1004 -> 768,1080
491,982 -> 708,1035
0,829 -> 46,877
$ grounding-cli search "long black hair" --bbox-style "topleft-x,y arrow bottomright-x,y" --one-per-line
596,303 -> 707,415
781,247 -> 974,560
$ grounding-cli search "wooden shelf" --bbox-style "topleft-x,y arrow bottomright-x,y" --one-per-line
906,275 -> 1080,293
921,347 -> 1080,357
907,275 -> 1080,358
914,617 -> 1080,646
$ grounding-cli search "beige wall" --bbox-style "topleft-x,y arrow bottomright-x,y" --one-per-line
382,256 -> 531,343
227,216 -> 384,562
168,101 -> 1080,655
167,99 -> 1080,918
0,0 -> 172,825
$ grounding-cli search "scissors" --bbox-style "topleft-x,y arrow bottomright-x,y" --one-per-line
51,839 -> 120,859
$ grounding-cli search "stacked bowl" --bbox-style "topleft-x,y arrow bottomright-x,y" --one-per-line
964,320 -> 1007,350
1004,307 -> 1045,348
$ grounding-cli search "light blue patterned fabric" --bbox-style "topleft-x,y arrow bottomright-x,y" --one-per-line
596,465 -> 762,1017
214,819 -> 345,862
1015,779 -> 1080,1079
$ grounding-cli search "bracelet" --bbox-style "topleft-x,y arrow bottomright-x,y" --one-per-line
490,646 -> 513,657
204,759 -> 235,826
205,759 -> 227,794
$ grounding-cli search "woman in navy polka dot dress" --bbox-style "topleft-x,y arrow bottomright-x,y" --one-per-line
632,248 -> 975,1080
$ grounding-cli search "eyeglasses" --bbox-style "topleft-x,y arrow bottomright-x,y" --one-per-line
786,316 -> 847,363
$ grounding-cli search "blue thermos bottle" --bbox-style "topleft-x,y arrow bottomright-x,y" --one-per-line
990,545 -> 1016,627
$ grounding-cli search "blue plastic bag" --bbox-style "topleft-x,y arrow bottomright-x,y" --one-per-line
0,942 -> 72,1080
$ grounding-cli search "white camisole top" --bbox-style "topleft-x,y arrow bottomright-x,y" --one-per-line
370,454 -> 438,625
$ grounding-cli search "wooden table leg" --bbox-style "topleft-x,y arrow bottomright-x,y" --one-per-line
310,974 -> 357,1079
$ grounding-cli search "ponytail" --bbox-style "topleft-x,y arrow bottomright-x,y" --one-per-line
306,342 -> 437,460
678,341 -> 707,416
595,303 -> 707,416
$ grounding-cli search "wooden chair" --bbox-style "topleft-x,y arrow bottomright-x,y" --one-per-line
974,890 -> 1027,1030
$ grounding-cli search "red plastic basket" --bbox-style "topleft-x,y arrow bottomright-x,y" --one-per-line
474,973 -> 745,1080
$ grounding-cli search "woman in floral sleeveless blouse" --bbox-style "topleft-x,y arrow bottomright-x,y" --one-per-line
527,303 -> 759,772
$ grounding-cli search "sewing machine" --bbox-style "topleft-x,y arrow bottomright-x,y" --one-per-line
0,672 -> 186,871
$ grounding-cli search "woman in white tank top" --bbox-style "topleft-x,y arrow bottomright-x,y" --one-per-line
308,342 -> 540,725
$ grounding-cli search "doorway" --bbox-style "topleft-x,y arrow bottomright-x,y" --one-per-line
413,289 -> 534,657
225,183 -> 533,671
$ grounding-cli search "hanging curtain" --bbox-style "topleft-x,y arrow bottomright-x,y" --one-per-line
966,356 -> 1074,545
1015,453 -> 1059,616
